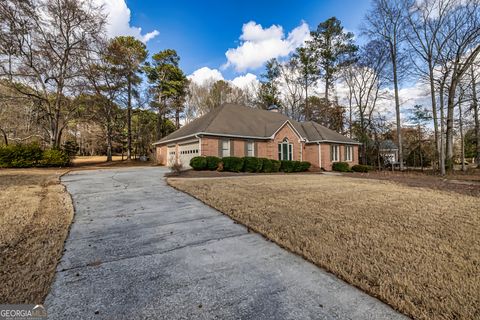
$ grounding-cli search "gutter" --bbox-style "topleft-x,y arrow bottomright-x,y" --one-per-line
153,132 -> 273,146
308,139 -> 363,145
153,133 -> 361,147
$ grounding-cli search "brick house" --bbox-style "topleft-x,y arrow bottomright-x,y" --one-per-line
153,104 -> 360,170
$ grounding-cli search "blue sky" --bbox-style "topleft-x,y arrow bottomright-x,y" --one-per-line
125,0 -> 372,79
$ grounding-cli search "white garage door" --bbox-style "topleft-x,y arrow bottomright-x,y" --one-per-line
178,141 -> 200,169
166,146 -> 176,166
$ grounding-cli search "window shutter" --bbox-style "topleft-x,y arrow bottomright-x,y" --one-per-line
344,145 -> 347,161
254,142 -> 258,157
330,145 -> 333,161
244,141 -> 248,156
218,140 -> 222,157
230,140 -> 234,156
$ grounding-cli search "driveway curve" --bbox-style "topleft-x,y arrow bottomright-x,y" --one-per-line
45,167 -> 406,320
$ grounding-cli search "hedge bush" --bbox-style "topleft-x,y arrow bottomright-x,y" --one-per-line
332,162 -> 351,172
222,157 -> 244,172
260,158 -> 273,173
243,157 -> 263,172
41,149 -> 70,167
280,160 -> 311,173
280,160 -> 295,173
0,143 -> 44,168
271,160 -> 281,172
351,164 -> 372,173
0,144 -> 71,168
190,156 -> 207,170
187,156 -> 310,173
299,161 -> 311,171
205,156 -> 221,170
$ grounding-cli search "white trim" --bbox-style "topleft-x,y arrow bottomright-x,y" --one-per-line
221,139 -> 231,157
178,138 -> 199,146
270,120 -> 305,142
154,129 -> 361,146
198,136 -> 202,156
345,145 -> 353,162
153,132 -> 269,145
308,139 -> 362,145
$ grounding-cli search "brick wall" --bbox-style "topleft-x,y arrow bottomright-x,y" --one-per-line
200,137 -> 219,157
303,144 -> 319,167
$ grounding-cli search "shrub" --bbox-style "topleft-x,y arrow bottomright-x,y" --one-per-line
260,158 -> 273,173
205,156 -> 221,170
271,160 -> 281,172
41,149 -> 70,167
280,160 -> 295,173
169,162 -> 183,175
190,156 -> 207,170
332,162 -> 351,172
299,161 -> 311,172
351,164 -> 372,173
62,140 -> 79,157
243,157 -> 263,172
222,157 -> 244,172
0,143 -> 43,168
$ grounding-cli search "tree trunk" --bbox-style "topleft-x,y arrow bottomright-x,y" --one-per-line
305,77 -> 309,121
459,102 -> 465,172
439,85 -> 446,176
175,108 -> 180,129
325,73 -> 329,102
127,79 -> 132,160
0,128 -> 8,146
348,89 -> 353,138
428,62 -> 440,171
445,79 -> 458,170
106,120 -> 113,162
391,46 -> 404,171
472,66 -> 479,165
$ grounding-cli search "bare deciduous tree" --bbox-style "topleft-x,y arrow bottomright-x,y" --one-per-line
364,0 -> 407,170
0,0 -> 106,148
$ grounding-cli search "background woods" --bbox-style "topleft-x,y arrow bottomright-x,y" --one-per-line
0,0 -> 478,173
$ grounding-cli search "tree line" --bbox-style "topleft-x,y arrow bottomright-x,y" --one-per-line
0,0 -> 479,174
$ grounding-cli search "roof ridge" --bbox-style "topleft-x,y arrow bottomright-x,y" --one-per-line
310,121 -> 325,140
203,104 -> 226,132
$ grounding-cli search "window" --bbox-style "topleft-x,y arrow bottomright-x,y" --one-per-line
221,140 -> 230,157
345,146 -> 353,161
246,141 -> 254,157
331,145 -> 340,162
278,138 -> 293,161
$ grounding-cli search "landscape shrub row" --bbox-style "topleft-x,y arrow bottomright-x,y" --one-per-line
0,143 -> 71,168
332,162 -> 374,173
190,156 -> 310,173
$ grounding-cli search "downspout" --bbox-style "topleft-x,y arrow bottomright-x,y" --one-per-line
300,140 -> 303,161
318,142 -> 322,169
195,134 -> 202,156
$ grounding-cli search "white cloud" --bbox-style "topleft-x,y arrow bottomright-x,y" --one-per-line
224,21 -> 310,72
97,0 -> 159,43
231,73 -> 259,90
188,67 -> 224,85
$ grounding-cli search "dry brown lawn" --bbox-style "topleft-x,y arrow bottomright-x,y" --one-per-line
71,155 -> 123,166
168,175 -> 480,320
0,169 -> 73,303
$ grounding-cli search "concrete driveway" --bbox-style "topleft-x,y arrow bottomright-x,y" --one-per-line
45,167 -> 406,320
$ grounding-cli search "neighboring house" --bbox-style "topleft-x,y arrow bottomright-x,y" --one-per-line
379,140 -> 398,165
153,103 -> 361,170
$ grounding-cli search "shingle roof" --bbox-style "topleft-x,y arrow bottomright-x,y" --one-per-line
154,103 -> 360,145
